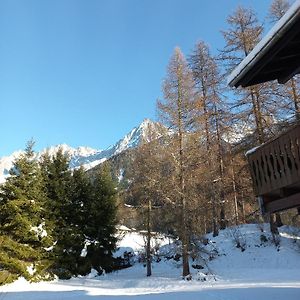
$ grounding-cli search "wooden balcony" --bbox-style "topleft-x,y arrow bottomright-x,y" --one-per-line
247,125 -> 300,215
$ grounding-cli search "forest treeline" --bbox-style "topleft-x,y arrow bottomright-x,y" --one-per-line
0,0 -> 299,283
123,0 -> 300,277
0,141 -> 118,284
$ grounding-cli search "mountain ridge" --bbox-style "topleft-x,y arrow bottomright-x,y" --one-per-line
0,119 -> 165,183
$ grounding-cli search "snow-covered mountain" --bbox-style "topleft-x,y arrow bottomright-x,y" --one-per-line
0,150 -> 24,184
0,119 -> 166,183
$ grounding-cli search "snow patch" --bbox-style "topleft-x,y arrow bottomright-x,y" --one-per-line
80,240 -> 92,257
118,168 -> 124,182
31,222 -> 47,238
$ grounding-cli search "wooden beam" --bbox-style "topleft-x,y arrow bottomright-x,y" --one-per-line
236,20 -> 300,87
278,39 -> 300,57
246,73 -> 282,86
245,58 -> 300,85
264,192 -> 300,214
279,65 -> 300,84
264,57 -> 300,72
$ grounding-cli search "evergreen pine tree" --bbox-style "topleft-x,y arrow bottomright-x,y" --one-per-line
40,148 -> 75,278
67,167 -> 94,276
0,141 -> 53,284
84,163 -> 118,275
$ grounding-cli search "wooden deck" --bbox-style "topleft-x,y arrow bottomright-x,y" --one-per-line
247,125 -> 300,214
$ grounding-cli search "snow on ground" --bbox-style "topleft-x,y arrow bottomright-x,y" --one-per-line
1,224 -> 300,299
114,228 -> 172,258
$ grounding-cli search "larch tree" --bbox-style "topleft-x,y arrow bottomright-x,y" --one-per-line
268,0 -> 291,24
221,5 -> 285,232
189,40 -> 230,233
126,136 -> 164,277
220,6 -> 266,229
157,47 -> 196,278
220,6 -> 266,144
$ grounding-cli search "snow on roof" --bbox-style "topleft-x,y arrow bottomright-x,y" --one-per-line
228,0 -> 300,87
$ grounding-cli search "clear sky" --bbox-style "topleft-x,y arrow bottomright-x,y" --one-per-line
0,0 -> 273,156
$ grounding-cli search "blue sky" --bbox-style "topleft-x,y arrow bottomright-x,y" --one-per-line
0,0 -> 272,156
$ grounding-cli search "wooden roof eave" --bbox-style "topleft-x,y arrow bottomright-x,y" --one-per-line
228,0 -> 300,88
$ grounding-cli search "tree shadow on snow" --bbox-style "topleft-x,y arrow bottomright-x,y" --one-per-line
1,287 -> 300,300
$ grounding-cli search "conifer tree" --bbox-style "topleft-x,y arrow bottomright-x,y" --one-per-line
220,6 -> 267,144
157,47 -> 196,278
127,134 -> 165,276
221,5 -> 286,232
268,0 -> 290,24
189,40 -> 230,232
40,148 -> 74,277
0,141 -> 53,283
55,166 -> 95,277
84,163 -> 118,274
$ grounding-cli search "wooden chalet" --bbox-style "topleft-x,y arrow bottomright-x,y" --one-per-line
228,0 -> 300,215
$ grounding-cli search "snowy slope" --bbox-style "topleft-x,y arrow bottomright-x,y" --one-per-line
1,224 -> 299,300
0,119 -> 165,183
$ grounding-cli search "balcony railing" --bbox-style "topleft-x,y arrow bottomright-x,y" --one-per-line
247,125 -> 300,214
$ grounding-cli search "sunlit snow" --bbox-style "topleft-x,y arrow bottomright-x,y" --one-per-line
1,224 -> 299,300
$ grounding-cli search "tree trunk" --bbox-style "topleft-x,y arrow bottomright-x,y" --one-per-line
178,93 -> 190,278
215,103 -> 226,230
146,198 -> 152,277
250,88 -> 265,144
204,214 -> 207,234
270,213 -> 279,235
181,231 -> 190,278
275,212 -> 283,228
212,195 -> 218,237
230,154 -> 239,225
179,141 -> 190,277
241,191 -> 246,223
291,78 -> 300,121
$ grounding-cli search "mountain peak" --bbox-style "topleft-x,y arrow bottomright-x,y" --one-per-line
140,118 -> 153,127
112,119 -> 167,155
0,119 -> 167,183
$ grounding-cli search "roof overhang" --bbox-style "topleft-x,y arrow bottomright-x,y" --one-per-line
228,0 -> 300,88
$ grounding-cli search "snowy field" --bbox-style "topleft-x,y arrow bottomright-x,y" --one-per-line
1,224 -> 300,300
